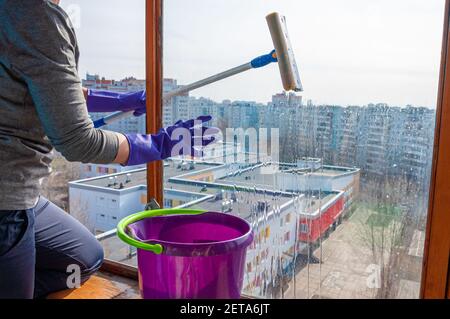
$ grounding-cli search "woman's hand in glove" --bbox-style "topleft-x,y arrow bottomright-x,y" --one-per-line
124,115 -> 220,166
85,89 -> 146,117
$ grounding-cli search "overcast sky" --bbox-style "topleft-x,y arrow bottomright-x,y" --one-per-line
61,0 -> 445,108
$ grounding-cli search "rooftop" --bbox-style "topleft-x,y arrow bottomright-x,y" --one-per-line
70,159 -> 350,218
72,160 -> 221,190
205,163 -> 359,190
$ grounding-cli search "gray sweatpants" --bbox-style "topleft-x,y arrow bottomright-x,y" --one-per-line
0,197 -> 104,299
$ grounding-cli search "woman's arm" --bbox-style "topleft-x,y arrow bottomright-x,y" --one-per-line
113,133 -> 130,165
82,87 -> 130,164
7,1 -> 126,165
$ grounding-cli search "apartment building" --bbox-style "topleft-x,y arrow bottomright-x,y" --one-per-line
82,74 -> 436,184
69,158 -> 359,297
399,106 -> 436,184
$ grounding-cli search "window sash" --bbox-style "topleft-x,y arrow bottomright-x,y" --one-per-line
100,0 -> 450,299
420,0 -> 450,299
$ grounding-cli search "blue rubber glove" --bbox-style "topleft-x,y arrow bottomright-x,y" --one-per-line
86,89 -> 146,117
124,116 -> 220,166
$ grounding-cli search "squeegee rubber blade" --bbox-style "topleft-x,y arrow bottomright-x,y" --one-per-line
266,12 -> 303,92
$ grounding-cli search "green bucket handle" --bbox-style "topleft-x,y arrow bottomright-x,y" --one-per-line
116,208 -> 206,255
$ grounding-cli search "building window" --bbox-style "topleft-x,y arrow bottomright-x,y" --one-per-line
284,232 -> 291,243
96,196 -> 106,207
109,198 -> 119,209
285,213 -> 292,223
265,227 -> 270,239
300,223 -> 309,234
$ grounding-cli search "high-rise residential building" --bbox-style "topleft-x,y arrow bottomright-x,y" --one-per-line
163,78 -> 192,127
227,100 -> 262,129
296,103 -> 318,160
360,104 -> 392,176
336,106 -> 365,167
358,104 -> 401,177
398,106 -> 436,185
264,92 -> 303,163
315,105 -> 338,164
274,99 -> 435,184
82,74 -> 435,184
83,73 -> 146,93
189,97 -> 218,121
163,78 -> 178,126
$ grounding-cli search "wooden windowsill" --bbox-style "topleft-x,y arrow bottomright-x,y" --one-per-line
46,272 -> 141,299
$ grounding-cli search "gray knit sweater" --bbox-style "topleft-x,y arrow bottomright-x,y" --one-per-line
0,0 -> 119,210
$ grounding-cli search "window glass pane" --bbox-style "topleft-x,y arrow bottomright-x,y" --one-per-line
163,0 -> 445,299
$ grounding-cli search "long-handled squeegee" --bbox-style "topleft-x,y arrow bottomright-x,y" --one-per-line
94,12 -> 302,128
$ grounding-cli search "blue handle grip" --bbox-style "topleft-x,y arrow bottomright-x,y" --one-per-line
93,118 -> 106,128
250,50 -> 278,69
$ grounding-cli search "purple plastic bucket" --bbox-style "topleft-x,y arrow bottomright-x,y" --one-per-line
117,210 -> 253,299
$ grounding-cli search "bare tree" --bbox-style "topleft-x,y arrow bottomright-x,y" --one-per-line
69,194 -> 93,232
355,174 -> 423,298
41,154 -> 81,211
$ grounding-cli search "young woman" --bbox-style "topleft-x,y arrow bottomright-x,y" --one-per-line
0,0 -> 216,298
